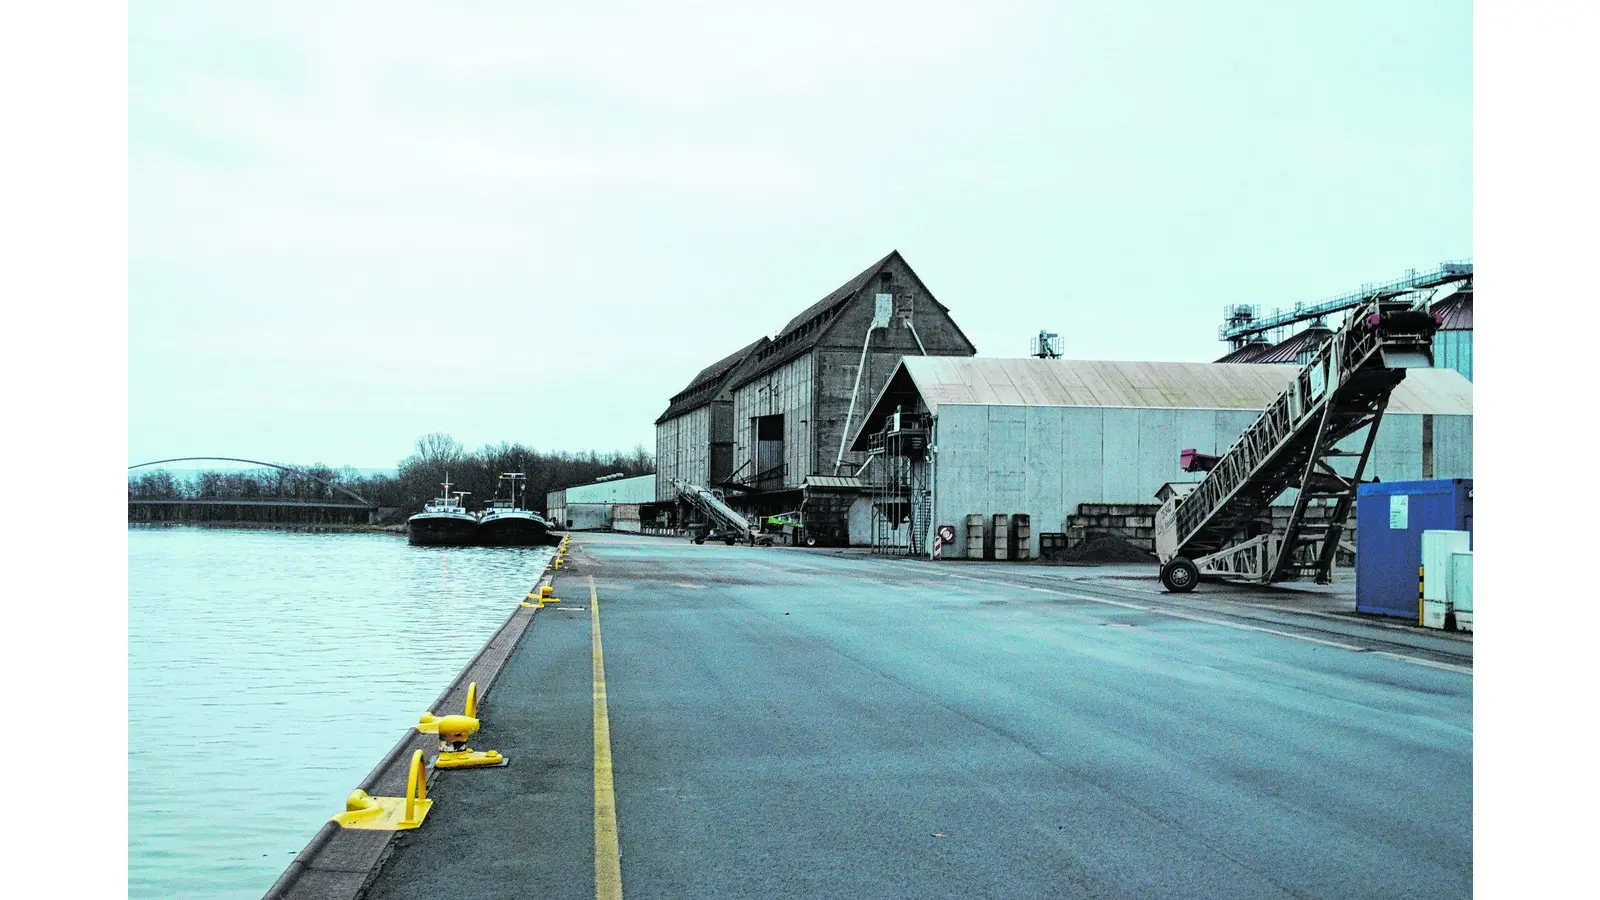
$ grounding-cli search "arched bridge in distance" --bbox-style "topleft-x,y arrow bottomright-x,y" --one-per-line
128,457 -> 385,524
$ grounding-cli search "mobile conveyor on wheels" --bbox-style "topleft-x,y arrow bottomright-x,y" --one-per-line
1152,285 -> 1456,592
673,479 -> 760,545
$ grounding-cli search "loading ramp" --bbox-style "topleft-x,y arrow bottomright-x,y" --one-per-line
1154,291 -> 1443,592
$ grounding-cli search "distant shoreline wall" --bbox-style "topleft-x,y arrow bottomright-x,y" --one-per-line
127,521 -> 407,536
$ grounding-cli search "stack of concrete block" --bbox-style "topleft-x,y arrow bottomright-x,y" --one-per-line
1065,502 -> 1357,564
1066,504 -> 1160,553
1010,514 -> 1032,561
991,514 -> 1010,560
964,514 -> 984,560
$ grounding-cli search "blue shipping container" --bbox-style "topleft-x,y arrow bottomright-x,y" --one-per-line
1356,479 -> 1473,619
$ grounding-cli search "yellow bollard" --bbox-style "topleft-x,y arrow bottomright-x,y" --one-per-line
433,714 -> 507,769
417,682 -> 480,733
331,750 -> 433,830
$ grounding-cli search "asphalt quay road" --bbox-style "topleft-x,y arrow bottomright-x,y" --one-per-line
362,533 -> 1472,900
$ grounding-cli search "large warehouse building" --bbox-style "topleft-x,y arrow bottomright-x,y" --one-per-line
848,357 -> 1473,558
654,250 -> 977,543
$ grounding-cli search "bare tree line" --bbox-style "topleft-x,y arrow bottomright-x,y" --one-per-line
128,432 -> 655,517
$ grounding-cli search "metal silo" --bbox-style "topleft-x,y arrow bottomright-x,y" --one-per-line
1430,281 -> 1473,381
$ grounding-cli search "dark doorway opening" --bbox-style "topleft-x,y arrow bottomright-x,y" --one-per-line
754,414 -> 785,489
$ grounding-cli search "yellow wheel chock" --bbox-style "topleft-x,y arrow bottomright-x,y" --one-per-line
331,750 -> 432,830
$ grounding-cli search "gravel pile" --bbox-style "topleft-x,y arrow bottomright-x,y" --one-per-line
1060,536 -> 1157,564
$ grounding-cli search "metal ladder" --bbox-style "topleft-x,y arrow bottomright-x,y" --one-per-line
1158,292 -> 1441,586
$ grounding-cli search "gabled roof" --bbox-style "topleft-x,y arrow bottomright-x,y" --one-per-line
655,337 -> 770,424
776,250 -> 898,338
849,357 -> 1473,451
733,250 -> 976,388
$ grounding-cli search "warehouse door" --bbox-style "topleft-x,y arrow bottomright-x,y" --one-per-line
754,414 -> 785,489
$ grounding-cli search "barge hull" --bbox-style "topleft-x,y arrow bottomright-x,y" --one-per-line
407,518 -> 479,546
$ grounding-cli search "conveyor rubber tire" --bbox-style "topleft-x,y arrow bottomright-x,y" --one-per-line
1161,558 -> 1199,593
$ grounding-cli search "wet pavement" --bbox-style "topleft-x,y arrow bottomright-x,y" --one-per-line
362,533 -> 1471,900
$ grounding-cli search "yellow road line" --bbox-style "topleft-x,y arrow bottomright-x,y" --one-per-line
591,576 -> 623,900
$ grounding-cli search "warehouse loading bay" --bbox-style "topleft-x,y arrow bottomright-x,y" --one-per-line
366,533 -> 1470,900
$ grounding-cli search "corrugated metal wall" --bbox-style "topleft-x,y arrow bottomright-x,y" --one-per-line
655,407 -> 710,500
934,406 -> 1472,557
1433,330 -> 1473,382
731,355 -> 813,489
565,474 -> 657,505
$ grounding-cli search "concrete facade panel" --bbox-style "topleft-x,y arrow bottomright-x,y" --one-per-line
931,402 -> 1471,559
1100,409 -> 1141,502
1369,415 -> 1423,484
933,406 -> 991,556
1061,408 -> 1106,517
989,407 -> 1028,511
1024,406 -> 1067,534
1136,409 -> 1179,503
1432,415 -> 1473,477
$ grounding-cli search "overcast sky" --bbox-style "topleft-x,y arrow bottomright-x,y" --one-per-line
129,0 -> 1470,468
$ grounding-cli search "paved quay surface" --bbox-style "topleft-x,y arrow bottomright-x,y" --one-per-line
363,533 -> 1472,900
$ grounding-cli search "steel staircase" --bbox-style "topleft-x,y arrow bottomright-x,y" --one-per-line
910,489 -> 931,556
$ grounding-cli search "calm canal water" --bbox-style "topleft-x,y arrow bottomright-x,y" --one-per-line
128,526 -> 554,899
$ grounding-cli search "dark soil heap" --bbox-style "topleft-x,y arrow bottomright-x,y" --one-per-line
1059,536 -> 1157,564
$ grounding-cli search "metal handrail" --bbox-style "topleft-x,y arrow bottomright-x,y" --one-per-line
1174,295 -> 1405,550
1220,259 -> 1472,341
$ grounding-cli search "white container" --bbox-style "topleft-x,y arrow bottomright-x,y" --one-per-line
1422,530 -> 1471,601
1421,530 -> 1470,629
1450,551 -> 1473,632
